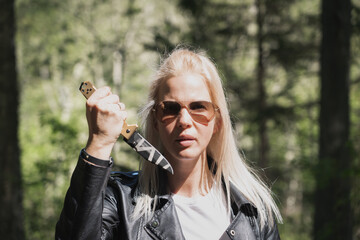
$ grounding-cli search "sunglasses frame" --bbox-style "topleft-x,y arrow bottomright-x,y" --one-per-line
153,100 -> 220,124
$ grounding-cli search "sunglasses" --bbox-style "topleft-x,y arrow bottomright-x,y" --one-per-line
153,100 -> 219,124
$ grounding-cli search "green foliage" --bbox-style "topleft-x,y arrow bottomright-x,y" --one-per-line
19,84 -> 77,239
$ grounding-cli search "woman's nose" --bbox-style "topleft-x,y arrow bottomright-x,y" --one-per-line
176,108 -> 192,128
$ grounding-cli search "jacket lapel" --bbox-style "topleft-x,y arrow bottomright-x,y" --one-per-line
221,213 -> 258,240
142,181 -> 260,240
223,182 -> 260,240
144,196 -> 186,240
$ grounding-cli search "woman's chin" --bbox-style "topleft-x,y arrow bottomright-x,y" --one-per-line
168,148 -> 204,163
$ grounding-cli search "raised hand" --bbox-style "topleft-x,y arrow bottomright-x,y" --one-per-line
85,86 -> 127,160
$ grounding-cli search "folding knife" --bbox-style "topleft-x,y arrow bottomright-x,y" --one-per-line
79,81 -> 174,174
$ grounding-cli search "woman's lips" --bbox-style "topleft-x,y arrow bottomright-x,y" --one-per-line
176,135 -> 196,147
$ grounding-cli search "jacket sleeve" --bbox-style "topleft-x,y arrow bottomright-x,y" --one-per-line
55,156 -> 119,240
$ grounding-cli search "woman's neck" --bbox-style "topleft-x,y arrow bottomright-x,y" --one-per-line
167,153 -> 213,198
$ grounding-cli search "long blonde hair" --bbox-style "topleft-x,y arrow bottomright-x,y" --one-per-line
133,48 -> 282,228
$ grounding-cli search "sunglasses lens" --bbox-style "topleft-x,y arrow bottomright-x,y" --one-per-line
189,101 -> 215,124
156,101 -> 217,124
158,101 -> 181,121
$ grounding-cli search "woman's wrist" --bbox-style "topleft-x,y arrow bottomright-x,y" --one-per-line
85,136 -> 115,160
80,148 -> 113,167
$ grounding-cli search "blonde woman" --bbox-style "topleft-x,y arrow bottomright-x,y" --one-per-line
56,48 -> 282,240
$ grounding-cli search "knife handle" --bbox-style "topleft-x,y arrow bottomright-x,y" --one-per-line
79,81 -> 139,139
79,81 -> 96,99
121,122 -> 138,140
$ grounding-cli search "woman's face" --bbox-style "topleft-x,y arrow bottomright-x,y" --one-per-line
156,73 -> 218,164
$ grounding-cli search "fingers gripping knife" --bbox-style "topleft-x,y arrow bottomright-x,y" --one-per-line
79,81 -> 174,174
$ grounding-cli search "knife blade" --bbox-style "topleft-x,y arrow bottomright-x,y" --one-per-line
79,81 -> 174,174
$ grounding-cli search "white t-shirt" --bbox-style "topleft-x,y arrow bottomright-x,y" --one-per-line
172,187 -> 231,240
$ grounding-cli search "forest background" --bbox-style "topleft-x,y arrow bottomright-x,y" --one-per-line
0,0 -> 359,239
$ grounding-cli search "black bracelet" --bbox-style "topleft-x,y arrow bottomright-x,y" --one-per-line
80,148 -> 113,167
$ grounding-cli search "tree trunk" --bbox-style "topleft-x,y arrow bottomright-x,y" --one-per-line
255,0 -> 269,172
0,0 -> 25,239
314,0 -> 352,239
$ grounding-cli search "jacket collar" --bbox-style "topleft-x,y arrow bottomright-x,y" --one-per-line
207,156 -> 258,218
144,182 -> 258,240
145,196 -> 186,239
152,179 -> 259,219
228,181 -> 258,218
153,164 -> 259,218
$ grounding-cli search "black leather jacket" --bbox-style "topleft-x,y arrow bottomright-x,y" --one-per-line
55,156 -> 280,240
